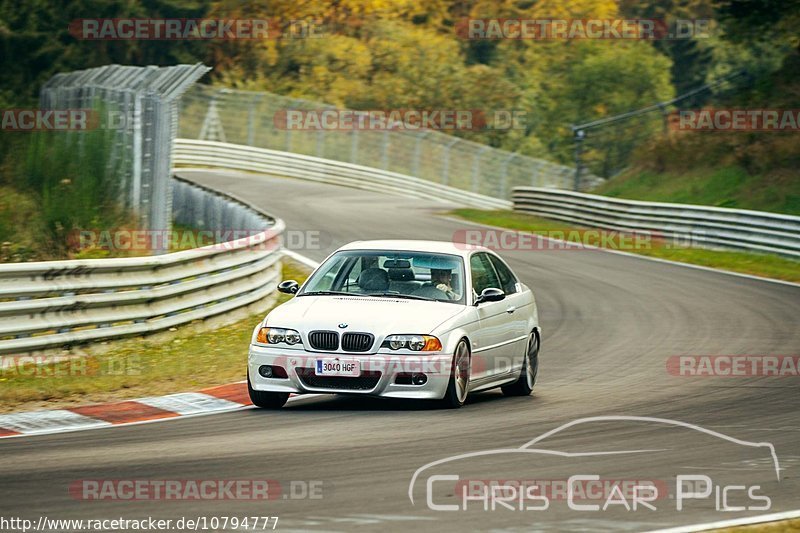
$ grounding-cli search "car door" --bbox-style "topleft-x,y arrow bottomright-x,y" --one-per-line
488,253 -> 530,373
469,252 -> 518,381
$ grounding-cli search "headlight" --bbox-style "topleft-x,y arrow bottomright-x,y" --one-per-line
381,334 -> 442,352
256,327 -> 302,346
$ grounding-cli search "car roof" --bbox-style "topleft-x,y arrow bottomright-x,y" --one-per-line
337,239 -> 489,258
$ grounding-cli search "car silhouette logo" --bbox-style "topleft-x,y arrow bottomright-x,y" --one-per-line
408,415 -> 782,506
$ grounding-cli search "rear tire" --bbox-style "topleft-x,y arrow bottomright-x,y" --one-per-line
441,339 -> 470,408
502,331 -> 539,397
248,372 -> 289,408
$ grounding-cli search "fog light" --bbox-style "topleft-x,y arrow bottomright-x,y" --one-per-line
258,365 -> 273,378
411,373 -> 427,385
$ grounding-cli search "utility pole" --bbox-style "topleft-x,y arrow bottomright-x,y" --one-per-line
573,128 -> 585,191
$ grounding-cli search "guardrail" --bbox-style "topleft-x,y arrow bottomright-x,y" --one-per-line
513,187 -> 800,258
172,138 -> 512,210
0,177 -> 284,355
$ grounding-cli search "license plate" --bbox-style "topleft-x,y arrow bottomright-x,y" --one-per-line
315,358 -> 360,377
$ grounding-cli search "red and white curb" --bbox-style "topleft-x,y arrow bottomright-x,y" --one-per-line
0,382 -> 294,439
646,508 -> 800,532
0,252 -> 321,441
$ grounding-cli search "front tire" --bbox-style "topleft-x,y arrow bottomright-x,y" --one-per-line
441,339 -> 471,408
248,372 -> 289,408
502,331 -> 539,397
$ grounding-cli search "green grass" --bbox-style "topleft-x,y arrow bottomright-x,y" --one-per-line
0,260 -> 310,414
0,185 -> 46,262
595,166 -> 800,216
449,209 -> 800,283
0,106 -> 148,262
0,190 -> 215,261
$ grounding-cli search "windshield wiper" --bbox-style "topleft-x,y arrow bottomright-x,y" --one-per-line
298,290 -> 366,297
372,292 -> 437,301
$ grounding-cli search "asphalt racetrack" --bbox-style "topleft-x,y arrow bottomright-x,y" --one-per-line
1,169 -> 798,532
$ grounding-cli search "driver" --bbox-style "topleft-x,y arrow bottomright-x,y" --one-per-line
430,268 -> 457,300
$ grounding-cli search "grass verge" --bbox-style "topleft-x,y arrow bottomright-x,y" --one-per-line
0,185 -> 46,262
594,166 -> 800,216
448,209 -> 800,283
0,184 -> 216,262
0,260 -> 310,414
723,518 -> 800,532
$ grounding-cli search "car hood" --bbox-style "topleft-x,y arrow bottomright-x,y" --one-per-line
265,295 -> 464,334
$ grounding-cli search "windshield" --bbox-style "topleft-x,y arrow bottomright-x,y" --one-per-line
299,250 -> 466,304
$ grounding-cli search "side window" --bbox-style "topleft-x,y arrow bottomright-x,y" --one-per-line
470,253 -> 502,296
489,255 -> 518,294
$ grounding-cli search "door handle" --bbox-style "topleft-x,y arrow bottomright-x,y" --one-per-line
506,305 -> 516,314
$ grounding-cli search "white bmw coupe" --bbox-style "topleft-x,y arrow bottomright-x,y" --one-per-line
247,240 -> 540,408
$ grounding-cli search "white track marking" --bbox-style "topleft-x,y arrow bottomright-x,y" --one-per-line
136,392 -> 244,415
282,249 -> 321,268
0,410 -> 111,434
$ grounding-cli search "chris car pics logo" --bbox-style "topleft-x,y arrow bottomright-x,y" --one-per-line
409,416 -> 779,513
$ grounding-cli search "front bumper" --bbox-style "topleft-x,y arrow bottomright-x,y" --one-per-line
248,344 -> 454,400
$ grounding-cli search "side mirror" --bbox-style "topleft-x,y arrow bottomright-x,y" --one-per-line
475,287 -> 505,305
278,280 -> 300,294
